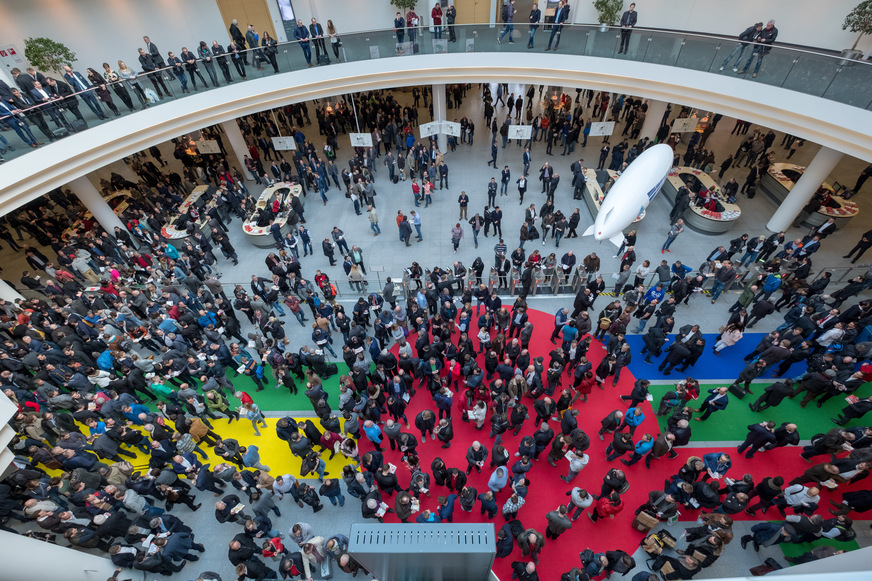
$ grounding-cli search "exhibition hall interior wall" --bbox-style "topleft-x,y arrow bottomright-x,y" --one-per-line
0,0 -> 869,88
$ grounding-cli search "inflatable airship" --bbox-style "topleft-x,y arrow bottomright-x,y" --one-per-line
584,143 -> 673,247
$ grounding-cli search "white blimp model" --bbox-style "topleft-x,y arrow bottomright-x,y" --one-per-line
584,143 -> 673,247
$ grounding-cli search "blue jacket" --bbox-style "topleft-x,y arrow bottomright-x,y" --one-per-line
434,391 -> 453,411
644,287 -> 666,303
702,452 -> 732,476
293,25 -> 310,43
362,423 -> 382,444
197,311 -> 218,328
171,453 -> 202,474
625,408 -> 645,426
438,494 -> 457,520
415,511 -> 442,523
123,404 -> 150,424
634,438 -> 654,455
96,350 -> 115,371
702,388 -> 729,411
762,274 -> 782,293
488,468 -> 509,492
64,71 -> 93,91
243,446 -> 263,467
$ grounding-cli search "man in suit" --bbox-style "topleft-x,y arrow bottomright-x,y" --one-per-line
62,65 -> 106,119
210,41 -> 233,83
143,35 -> 172,78
618,3 -> 638,53
29,81 -> 69,130
9,88 -> 52,140
245,25 -> 263,69
45,78 -> 85,125
229,19 -> 248,61
0,99 -> 40,147
0,78 -> 15,102
137,48 -> 169,97
226,41 -> 247,79
11,67 -> 38,93
309,19 -> 328,62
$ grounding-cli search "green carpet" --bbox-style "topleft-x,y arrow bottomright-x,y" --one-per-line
146,362 -> 353,413
778,535 -> 859,560
648,383 -> 868,442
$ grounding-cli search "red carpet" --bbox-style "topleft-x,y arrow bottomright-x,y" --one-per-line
357,307 -> 857,581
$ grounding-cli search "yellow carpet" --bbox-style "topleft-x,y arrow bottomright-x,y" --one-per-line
61,417 -> 351,480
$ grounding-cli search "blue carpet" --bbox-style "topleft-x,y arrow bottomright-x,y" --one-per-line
624,332 -> 805,381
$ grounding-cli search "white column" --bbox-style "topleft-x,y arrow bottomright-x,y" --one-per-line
0,530 -> 116,581
766,147 -> 843,232
0,279 -> 24,302
221,120 -> 255,180
640,100 -> 668,142
432,83 -> 448,154
68,176 -> 127,234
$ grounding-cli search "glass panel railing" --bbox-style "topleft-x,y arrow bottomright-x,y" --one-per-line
781,53 -> 839,98
824,59 -> 872,109
587,27 -> 620,57
675,38 -> 722,72
1,24 -> 870,167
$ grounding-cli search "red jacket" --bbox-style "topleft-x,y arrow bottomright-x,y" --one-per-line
595,496 -> 624,518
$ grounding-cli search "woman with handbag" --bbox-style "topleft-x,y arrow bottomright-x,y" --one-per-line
327,21 -> 342,62
102,62 -> 135,111
261,32 -> 280,73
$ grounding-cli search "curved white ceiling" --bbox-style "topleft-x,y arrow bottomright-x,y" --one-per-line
1,53 -> 870,214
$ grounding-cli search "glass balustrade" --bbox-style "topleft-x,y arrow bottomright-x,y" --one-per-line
1,24 -> 869,166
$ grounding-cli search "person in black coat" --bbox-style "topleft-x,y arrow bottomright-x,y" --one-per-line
737,421 -> 777,458
478,490 -> 498,519
600,468 -> 627,497
495,524 -> 514,558
833,396 -> 872,425
641,327 -> 666,363
228,533 -> 260,565
744,476 -> 784,515
658,342 -> 690,376
216,494 -> 251,524
620,379 -> 649,407
694,387 -> 729,421
767,422 -> 800,451
597,410 -> 623,440
749,379 -> 794,411
235,558 -> 277,581
678,337 -> 705,372
446,467 -> 467,491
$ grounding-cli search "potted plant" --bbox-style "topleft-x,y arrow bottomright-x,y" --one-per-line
23,37 -> 77,75
390,0 -> 418,16
593,0 -> 624,33
842,0 -> 872,61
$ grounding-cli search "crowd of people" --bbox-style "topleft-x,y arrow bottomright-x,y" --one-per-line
1,65 -> 871,581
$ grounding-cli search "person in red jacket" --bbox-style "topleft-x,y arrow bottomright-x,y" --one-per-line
234,390 -> 254,406
431,2 -> 443,39
588,490 -> 624,523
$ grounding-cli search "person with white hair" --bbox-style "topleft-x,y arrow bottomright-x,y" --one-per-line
466,440 -> 488,474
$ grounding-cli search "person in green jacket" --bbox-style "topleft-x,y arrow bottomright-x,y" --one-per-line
728,283 -> 758,314
206,390 -> 239,422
